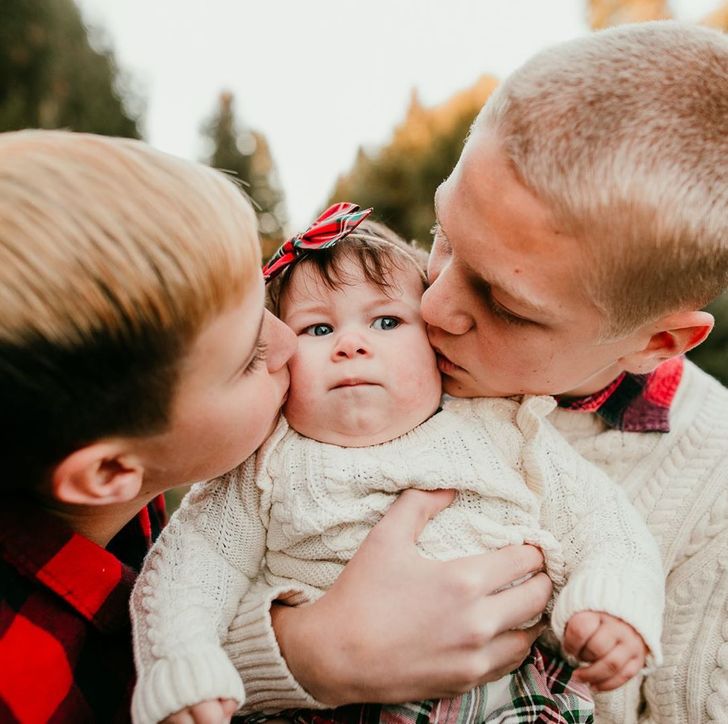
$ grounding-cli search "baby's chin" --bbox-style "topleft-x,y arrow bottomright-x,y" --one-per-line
286,400 -> 440,447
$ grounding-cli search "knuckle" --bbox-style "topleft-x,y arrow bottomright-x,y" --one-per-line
454,656 -> 487,690
513,629 -> 534,659
532,572 -> 553,602
451,572 -> 481,601
463,619 -> 496,648
605,657 -> 622,675
568,613 -> 595,640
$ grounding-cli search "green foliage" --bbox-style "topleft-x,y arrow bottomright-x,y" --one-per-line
328,79 -> 498,247
201,91 -> 288,258
0,0 -> 141,137
687,293 -> 728,386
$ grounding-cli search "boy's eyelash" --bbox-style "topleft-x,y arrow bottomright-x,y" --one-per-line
488,297 -> 530,326
476,281 -> 531,326
243,340 -> 267,374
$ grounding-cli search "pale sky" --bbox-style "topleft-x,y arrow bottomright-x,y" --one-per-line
75,0 -> 717,231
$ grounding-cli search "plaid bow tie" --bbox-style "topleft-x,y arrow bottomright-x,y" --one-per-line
262,202 -> 373,282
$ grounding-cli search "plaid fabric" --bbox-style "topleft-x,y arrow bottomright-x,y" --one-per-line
246,647 -> 592,724
557,356 -> 684,433
262,202 -> 372,282
0,496 -> 165,723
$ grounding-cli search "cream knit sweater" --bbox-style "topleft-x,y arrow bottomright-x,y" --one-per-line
131,395 -> 664,724
551,362 -> 728,724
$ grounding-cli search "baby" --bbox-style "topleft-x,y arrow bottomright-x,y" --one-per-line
131,204 -> 664,724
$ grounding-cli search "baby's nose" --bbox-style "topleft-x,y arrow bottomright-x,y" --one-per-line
332,331 -> 371,359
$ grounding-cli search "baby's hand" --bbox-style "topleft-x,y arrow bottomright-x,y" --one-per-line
564,611 -> 647,692
162,698 -> 238,724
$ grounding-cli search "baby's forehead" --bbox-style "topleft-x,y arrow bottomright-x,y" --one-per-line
292,255 -> 422,296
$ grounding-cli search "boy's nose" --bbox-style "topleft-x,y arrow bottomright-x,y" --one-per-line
263,310 -> 297,373
421,269 -> 474,336
332,332 -> 371,360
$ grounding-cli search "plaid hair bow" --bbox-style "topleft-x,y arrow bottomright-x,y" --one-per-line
262,202 -> 373,282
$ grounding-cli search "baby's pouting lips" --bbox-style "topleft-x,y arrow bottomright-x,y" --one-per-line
330,378 -> 379,390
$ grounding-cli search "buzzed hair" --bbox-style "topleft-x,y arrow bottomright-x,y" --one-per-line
480,21 -> 728,336
0,130 -> 261,489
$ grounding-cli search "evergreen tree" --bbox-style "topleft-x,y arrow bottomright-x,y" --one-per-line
328,77 -> 498,247
202,91 -> 288,258
0,0 -> 141,137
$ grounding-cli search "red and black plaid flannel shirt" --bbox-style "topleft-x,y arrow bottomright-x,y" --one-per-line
0,496 -> 165,723
557,356 -> 684,432
0,360 -> 683,723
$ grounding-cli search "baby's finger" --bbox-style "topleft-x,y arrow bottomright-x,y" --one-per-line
578,621 -> 618,662
590,656 -> 644,692
563,611 -> 601,657
574,646 -> 633,687
220,699 -> 239,718
163,710 -> 195,724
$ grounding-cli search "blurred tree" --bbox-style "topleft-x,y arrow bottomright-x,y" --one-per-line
588,0 -> 728,28
687,294 -> 728,386
202,91 -> 288,259
328,77 -> 498,247
704,1 -> 728,30
588,0 -> 670,29
0,0 -> 141,137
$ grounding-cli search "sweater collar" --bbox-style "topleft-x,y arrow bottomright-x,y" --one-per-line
0,499 -> 137,633
556,356 -> 684,433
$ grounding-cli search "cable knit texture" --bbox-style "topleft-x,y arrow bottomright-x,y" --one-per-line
131,394 -> 664,723
547,362 -> 728,724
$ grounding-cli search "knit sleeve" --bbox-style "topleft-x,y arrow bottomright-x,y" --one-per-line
130,458 -> 267,724
515,396 -> 665,666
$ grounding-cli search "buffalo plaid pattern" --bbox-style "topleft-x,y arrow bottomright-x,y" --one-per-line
0,496 -> 165,723
557,356 -> 684,433
245,647 -> 592,724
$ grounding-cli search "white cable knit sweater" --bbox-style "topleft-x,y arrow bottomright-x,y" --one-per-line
131,394 -> 664,724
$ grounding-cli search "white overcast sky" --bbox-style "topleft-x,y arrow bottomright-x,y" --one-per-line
75,0 -> 717,231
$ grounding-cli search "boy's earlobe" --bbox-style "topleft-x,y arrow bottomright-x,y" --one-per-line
620,311 -> 714,375
52,443 -> 145,506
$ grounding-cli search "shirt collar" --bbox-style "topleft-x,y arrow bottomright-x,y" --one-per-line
557,356 -> 684,432
0,500 -> 137,633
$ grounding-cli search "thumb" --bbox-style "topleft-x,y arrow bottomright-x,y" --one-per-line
377,488 -> 455,544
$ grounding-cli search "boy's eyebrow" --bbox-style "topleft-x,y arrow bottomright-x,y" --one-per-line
433,185 -> 552,321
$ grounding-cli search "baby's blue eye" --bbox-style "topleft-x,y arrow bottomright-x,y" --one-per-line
304,323 -> 333,336
371,316 -> 400,331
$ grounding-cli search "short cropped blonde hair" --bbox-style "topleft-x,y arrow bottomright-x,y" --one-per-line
0,130 -> 261,488
480,21 -> 728,336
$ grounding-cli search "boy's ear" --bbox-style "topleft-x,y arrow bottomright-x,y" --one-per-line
619,310 -> 714,375
51,442 -> 145,506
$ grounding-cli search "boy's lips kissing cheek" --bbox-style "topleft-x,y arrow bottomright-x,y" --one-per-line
434,348 -> 466,376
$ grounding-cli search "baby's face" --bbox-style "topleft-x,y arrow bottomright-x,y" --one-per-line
279,256 -> 442,446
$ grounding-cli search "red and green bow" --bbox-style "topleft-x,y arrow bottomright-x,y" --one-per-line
262,202 -> 373,282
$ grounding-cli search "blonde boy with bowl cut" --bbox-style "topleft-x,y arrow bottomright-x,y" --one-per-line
0,131 -> 553,722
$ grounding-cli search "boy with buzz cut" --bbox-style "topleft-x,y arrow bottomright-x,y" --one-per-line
224,20 -> 728,724
420,19 -> 728,724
